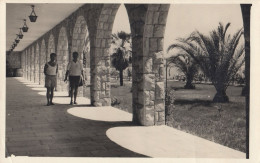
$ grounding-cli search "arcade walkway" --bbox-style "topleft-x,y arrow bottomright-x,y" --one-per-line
6,77 -> 145,157
6,77 -> 245,158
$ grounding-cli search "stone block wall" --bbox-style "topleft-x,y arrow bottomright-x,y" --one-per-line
20,3 -> 170,126
35,44 -> 40,84
6,51 -> 21,69
126,4 -> 169,126
57,27 -> 69,92
39,40 -> 46,85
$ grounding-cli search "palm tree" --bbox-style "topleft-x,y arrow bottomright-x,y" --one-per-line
167,23 -> 245,102
111,31 -> 132,86
167,54 -> 198,89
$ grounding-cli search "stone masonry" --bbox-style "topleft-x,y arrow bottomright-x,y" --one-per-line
57,27 -> 69,92
35,44 -> 40,84
20,4 -> 169,126
39,40 -> 46,85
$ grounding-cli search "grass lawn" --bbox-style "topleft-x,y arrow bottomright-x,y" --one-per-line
166,81 -> 246,153
87,79 -> 246,153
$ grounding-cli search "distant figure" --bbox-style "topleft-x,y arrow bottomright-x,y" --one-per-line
44,53 -> 58,106
64,52 -> 85,105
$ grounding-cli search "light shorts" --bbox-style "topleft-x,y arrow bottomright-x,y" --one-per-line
45,75 -> 57,88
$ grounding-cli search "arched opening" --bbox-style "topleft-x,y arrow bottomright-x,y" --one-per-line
39,40 -> 46,85
72,15 -> 90,97
35,43 -> 40,84
164,4 -> 246,152
110,4 -> 132,113
91,4 -> 169,125
57,27 -> 69,92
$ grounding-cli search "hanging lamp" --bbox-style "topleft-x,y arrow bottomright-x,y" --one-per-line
18,28 -> 23,39
22,19 -> 29,32
29,5 -> 37,22
15,35 -> 20,43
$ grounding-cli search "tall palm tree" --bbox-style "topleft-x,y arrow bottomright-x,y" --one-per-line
168,23 -> 245,102
167,54 -> 198,89
111,31 -> 132,86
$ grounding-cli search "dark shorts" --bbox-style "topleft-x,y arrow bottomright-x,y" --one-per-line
69,76 -> 80,88
45,75 -> 57,88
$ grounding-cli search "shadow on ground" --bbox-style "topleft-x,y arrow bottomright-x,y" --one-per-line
6,78 -> 147,157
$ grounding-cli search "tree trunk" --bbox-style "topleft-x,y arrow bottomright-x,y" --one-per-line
213,87 -> 229,103
184,74 -> 195,89
119,70 -> 123,86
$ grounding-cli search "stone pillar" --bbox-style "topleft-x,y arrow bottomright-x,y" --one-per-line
127,4 -> 169,126
26,49 -> 30,80
29,48 -> 32,81
21,52 -> 25,78
90,4 -> 120,106
40,40 -> 46,85
31,47 -> 35,82
24,51 -> 27,79
35,44 -> 40,84
57,27 -> 69,92
153,51 -> 165,125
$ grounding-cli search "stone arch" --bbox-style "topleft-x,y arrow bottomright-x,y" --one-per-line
127,4 -> 169,125
90,4 -> 121,106
72,15 -> 91,96
89,4 -> 169,125
35,43 -> 40,84
40,39 -> 47,85
48,34 -> 55,61
57,27 -> 69,91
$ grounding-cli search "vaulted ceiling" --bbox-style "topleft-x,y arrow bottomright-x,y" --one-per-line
6,3 -> 83,52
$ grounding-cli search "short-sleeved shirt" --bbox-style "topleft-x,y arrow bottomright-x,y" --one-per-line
67,61 -> 83,76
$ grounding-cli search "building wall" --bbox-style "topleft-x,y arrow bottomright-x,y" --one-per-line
6,51 -> 21,69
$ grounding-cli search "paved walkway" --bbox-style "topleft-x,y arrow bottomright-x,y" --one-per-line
6,77 -> 245,158
6,77 -> 146,157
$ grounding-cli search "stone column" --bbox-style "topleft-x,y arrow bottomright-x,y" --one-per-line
128,4 -> 169,126
35,44 -> 40,84
90,5 -> 119,106
26,50 -> 29,80
153,51 -> 165,125
57,27 -> 69,92
40,41 -> 46,85
29,48 -> 32,81
21,52 -> 25,78
24,51 -> 27,79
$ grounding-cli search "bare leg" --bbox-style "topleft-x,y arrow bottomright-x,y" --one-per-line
50,87 -> 54,105
46,87 -> 51,106
74,86 -> 78,104
70,86 -> 74,105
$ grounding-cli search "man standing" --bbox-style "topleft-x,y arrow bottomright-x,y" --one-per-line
44,53 -> 58,106
64,52 -> 85,105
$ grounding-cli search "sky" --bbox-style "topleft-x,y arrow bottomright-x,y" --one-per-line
112,4 -> 244,58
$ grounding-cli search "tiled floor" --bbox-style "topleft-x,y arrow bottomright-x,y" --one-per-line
6,77 -> 146,157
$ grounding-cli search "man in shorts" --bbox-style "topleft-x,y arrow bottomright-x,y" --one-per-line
64,52 -> 85,105
44,53 -> 58,106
